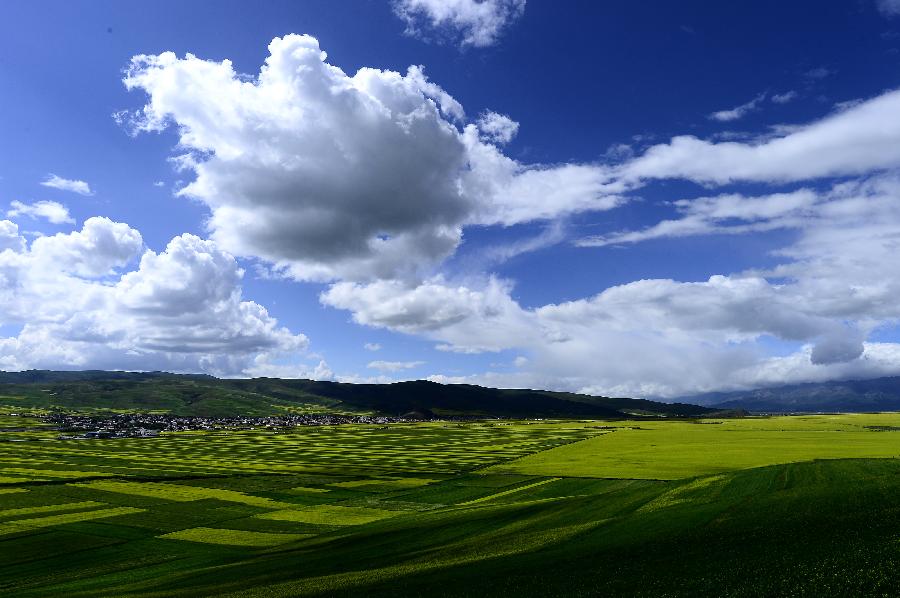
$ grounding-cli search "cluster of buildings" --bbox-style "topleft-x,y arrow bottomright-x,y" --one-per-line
45,411 -> 436,439
57,428 -> 160,440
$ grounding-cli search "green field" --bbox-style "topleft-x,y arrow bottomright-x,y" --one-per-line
4,411 -> 900,596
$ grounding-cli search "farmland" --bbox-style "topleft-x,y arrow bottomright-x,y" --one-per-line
3,409 -> 900,596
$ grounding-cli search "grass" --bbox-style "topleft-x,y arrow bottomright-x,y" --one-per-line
3,413 -> 900,595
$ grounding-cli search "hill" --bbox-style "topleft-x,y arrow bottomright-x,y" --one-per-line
684,376 -> 900,413
0,370 -> 715,418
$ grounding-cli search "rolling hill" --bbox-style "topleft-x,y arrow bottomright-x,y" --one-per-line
0,370 -> 716,418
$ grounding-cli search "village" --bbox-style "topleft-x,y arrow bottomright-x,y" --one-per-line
43,411 -> 457,440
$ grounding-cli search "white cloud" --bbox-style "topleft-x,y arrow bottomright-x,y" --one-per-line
771,91 -> 798,104
623,87 -> 900,184
460,125 -> 624,226
7,200 -> 74,225
461,221 -> 566,272
364,342 -> 381,351
476,110 -> 519,144
879,0 -> 900,15
393,0 -> 525,47
578,189 -> 819,246
0,218 -> 315,377
804,67 -> 832,80
727,343 -> 900,389
323,174 -> 900,396
322,276 -> 534,354
336,373 -> 401,384
0,221 -> 26,252
40,174 -> 93,196
367,360 -> 425,372
709,93 -> 766,122
27,216 -> 143,278
325,274 -> 892,397
244,358 -> 332,380
120,34 -> 619,281
153,181 -> 165,187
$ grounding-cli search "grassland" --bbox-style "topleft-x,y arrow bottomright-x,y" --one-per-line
3,410 -> 900,596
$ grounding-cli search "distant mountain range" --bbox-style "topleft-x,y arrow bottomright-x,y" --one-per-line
0,370 -> 718,419
684,377 -> 900,413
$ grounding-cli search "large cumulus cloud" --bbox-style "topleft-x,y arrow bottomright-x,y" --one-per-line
120,34 -> 620,282
109,35 -> 900,396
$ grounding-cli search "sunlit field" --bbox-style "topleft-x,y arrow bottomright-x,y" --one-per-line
489,413 -> 900,479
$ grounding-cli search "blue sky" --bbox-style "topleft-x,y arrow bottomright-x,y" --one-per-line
2,0 -> 900,397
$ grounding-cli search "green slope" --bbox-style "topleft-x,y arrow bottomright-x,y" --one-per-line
3,460 -> 899,597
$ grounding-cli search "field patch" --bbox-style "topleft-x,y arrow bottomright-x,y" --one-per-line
159,527 -> 311,547
0,501 -> 106,519
72,480 -> 294,508
257,505 -> 400,526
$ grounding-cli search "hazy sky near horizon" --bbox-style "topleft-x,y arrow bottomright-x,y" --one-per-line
3,0 -> 900,397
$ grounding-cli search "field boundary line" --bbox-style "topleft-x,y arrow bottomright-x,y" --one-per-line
458,477 -> 561,505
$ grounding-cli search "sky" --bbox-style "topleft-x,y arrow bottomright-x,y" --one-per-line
2,0 -> 900,398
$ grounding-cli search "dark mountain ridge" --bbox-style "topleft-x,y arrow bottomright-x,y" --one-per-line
683,376 -> 900,413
